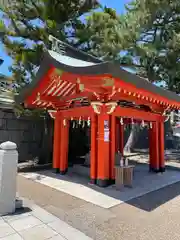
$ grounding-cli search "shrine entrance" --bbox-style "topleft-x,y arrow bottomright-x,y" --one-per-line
15,36 -> 180,187
46,103 -> 165,187
68,120 -> 90,167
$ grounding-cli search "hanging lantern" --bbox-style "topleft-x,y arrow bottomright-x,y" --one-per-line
87,117 -> 91,127
120,117 -> 123,125
131,118 -> 134,125
72,121 -> 75,128
82,120 -> 85,128
149,122 -> 152,129
71,117 -> 73,121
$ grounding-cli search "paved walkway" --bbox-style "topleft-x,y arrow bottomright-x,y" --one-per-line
0,198 -> 92,239
17,174 -> 180,240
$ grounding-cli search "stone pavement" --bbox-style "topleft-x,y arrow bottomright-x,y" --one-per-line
17,174 -> 180,240
0,198 -> 92,240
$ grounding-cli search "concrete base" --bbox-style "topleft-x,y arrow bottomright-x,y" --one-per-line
59,169 -> 68,175
96,179 -> 111,188
149,167 -> 160,173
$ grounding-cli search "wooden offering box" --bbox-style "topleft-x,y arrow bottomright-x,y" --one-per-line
123,165 -> 135,187
115,166 -> 124,190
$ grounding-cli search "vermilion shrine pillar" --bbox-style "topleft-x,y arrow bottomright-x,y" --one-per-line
110,115 -> 116,181
53,115 -> 61,172
159,121 -> 165,172
59,119 -> 69,174
149,123 -> 153,171
149,122 -> 159,172
90,114 -> 98,184
115,119 -> 119,153
96,113 -> 111,187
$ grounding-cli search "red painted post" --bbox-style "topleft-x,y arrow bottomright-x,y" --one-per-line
96,113 -> 111,187
149,122 -> 159,172
90,113 -> 98,184
115,118 -> 119,152
59,119 -> 69,174
110,115 -> 116,181
159,121 -> 165,172
154,121 -> 160,172
149,124 -> 153,171
53,116 -> 61,173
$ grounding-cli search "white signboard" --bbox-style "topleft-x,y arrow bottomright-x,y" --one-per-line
104,120 -> 109,142
104,131 -> 110,142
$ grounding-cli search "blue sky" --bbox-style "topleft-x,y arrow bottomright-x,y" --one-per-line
0,0 -> 131,76
99,0 -> 131,13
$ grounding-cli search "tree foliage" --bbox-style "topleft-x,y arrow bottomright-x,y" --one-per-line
78,0 -> 180,151
0,0 -> 98,89
1,0 -> 180,91
0,0 -> 180,154
121,0 -> 180,90
80,0 -> 180,92
0,0 -> 100,162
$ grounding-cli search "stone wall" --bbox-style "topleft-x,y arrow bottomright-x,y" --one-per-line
0,109 -> 44,162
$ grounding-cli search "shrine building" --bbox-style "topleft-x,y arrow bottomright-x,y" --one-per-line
16,36 -> 180,187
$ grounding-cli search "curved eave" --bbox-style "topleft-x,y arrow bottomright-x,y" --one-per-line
15,50 -> 109,104
15,50 -> 180,108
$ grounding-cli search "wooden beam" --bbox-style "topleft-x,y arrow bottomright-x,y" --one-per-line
26,68 -> 55,105
40,91 -> 92,103
112,106 -> 163,122
57,106 -> 94,118
62,72 -> 108,94
111,92 -> 165,113
113,77 -> 179,108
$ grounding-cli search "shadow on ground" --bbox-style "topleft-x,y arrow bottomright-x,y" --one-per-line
19,160 -> 180,212
126,181 -> 180,211
2,207 -> 32,217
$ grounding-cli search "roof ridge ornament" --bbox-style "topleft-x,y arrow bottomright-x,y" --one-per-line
102,77 -> 114,87
49,35 -> 66,55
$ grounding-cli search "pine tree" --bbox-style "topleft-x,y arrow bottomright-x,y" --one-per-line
0,0 -> 99,163
122,0 -> 180,90
0,0 -> 98,89
122,0 -> 180,150
84,1 -> 180,151
2,0 -> 179,154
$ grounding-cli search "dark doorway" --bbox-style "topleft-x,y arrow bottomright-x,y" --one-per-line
68,121 -> 90,166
